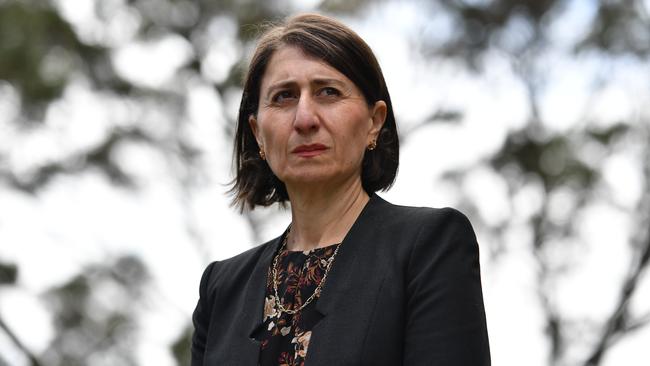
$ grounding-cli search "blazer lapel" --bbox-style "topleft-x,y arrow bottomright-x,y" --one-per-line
231,234 -> 283,365
312,194 -> 384,313
306,194 -> 388,364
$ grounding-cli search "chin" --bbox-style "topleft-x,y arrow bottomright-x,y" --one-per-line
282,169 -> 338,186
287,173 -> 333,185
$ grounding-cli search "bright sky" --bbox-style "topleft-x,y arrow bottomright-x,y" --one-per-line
1,0 -> 649,365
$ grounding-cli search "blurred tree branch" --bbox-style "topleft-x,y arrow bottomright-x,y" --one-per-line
0,127 -> 153,194
0,316 -> 43,366
583,125 -> 650,366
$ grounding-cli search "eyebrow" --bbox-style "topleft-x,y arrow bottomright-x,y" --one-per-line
264,78 -> 347,100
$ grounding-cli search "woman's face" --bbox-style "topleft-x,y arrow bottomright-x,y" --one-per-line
250,46 -> 386,191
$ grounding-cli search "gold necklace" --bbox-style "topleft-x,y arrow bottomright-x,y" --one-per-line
272,227 -> 341,315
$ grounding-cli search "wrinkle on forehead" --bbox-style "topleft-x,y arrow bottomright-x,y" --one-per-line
261,47 -> 349,88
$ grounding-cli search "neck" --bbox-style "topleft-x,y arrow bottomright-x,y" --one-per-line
285,177 -> 370,251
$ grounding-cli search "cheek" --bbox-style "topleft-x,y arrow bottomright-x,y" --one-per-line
336,124 -> 370,165
258,124 -> 289,167
257,117 -> 286,146
343,113 -> 372,148
264,130 -> 289,150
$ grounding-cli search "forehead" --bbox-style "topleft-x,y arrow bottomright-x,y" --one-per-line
261,46 -> 350,87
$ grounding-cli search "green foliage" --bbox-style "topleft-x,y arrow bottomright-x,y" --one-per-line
0,261 -> 17,285
434,0 -> 557,65
171,325 -> 193,366
0,1 -> 106,118
491,128 -> 598,191
578,0 -> 650,56
586,123 -> 630,145
39,255 -> 147,366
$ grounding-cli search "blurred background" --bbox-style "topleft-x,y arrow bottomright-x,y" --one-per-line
1,0 -> 649,365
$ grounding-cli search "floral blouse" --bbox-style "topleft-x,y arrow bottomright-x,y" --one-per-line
254,242 -> 341,366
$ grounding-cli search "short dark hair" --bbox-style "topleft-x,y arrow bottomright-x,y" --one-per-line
231,13 -> 399,210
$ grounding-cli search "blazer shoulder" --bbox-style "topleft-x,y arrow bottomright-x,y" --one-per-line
378,197 -> 473,232
367,197 -> 477,261
403,205 -> 477,247
200,236 -> 279,290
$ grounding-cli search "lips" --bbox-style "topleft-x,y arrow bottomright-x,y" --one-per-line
292,143 -> 328,157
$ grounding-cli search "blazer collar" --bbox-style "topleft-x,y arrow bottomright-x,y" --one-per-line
232,233 -> 281,364
314,193 -> 387,315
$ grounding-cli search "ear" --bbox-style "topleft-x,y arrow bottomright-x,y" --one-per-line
369,100 -> 387,141
248,114 -> 262,146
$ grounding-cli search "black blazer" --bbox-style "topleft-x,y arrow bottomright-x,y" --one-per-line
192,194 -> 490,365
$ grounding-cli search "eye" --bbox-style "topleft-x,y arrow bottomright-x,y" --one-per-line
318,87 -> 341,97
271,90 -> 296,104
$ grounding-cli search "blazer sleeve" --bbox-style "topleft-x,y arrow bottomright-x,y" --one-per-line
403,208 -> 490,365
191,260 -> 218,366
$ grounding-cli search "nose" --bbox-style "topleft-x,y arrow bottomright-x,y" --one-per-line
293,94 -> 319,134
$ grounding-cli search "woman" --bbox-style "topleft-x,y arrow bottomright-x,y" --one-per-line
192,13 -> 490,366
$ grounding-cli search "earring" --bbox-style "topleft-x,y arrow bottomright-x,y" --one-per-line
367,140 -> 377,151
259,148 -> 266,160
